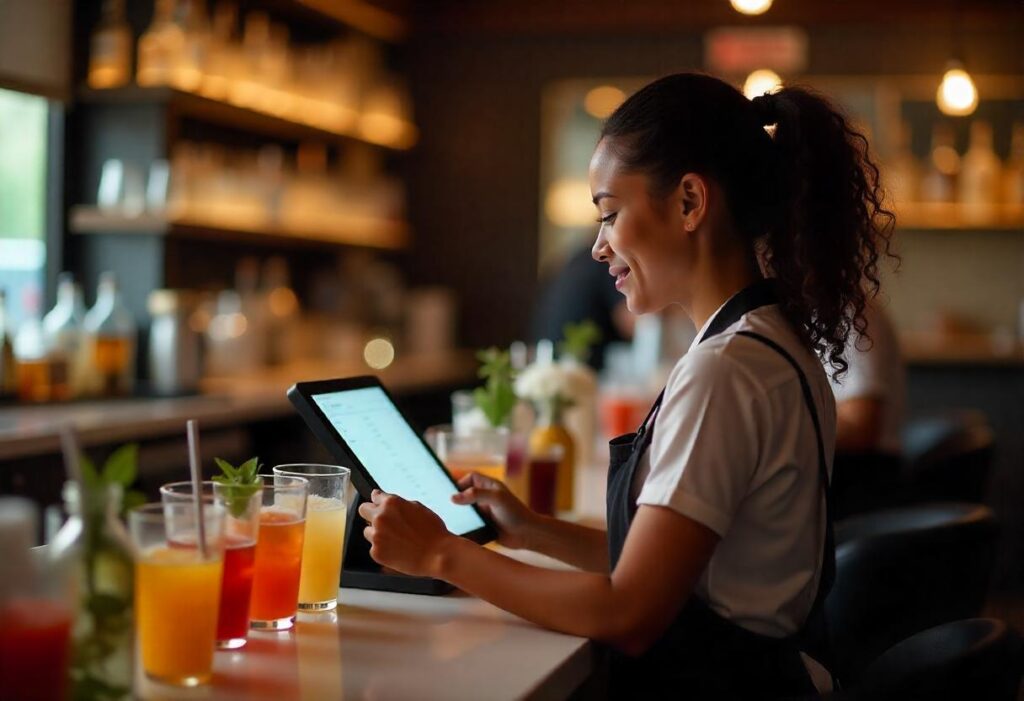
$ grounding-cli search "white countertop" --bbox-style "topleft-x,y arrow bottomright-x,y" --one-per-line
138,551 -> 594,701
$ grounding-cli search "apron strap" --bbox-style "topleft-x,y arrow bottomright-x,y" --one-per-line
734,331 -> 836,627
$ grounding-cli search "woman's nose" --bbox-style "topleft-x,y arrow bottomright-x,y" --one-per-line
592,230 -> 611,263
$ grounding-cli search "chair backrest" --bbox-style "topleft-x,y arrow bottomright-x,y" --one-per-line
826,503 -> 999,682
858,618 -> 1023,701
902,413 -> 995,503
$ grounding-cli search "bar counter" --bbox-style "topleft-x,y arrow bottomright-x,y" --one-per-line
0,353 -> 476,462
139,550 -> 594,701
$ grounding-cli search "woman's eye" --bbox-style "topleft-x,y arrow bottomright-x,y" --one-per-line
596,212 -> 617,225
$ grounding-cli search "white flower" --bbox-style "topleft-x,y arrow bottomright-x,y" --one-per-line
515,359 -> 595,402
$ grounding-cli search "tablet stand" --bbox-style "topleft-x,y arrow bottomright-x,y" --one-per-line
341,492 -> 454,596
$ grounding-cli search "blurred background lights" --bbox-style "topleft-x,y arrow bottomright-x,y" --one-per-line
583,85 -> 626,119
730,0 -> 773,16
937,64 -> 979,117
363,337 -> 395,370
743,69 -> 783,100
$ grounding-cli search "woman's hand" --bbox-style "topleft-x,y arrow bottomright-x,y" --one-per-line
358,490 -> 456,578
451,472 -> 539,550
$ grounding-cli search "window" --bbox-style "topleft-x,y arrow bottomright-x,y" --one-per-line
0,86 -> 49,328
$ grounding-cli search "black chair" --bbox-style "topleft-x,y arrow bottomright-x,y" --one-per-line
824,503 -> 999,683
901,412 -> 995,503
855,618 -> 1024,701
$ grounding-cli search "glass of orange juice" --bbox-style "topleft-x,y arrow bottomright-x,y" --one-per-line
272,464 -> 350,612
129,502 -> 225,687
428,426 -> 508,483
249,475 -> 308,631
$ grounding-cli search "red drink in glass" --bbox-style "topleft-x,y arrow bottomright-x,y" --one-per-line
0,598 -> 73,701
528,455 -> 559,516
217,537 -> 257,648
250,510 -> 306,630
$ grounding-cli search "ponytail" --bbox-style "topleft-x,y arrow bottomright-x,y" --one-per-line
601,73 -> 896,377
753,86 -> 896,376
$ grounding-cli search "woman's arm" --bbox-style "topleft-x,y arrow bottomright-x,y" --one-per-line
523,514 -> 610,573
360,491 -> 718,655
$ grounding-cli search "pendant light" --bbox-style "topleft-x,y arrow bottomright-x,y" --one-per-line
730,0 -> 773,16
936,0 -> 979,117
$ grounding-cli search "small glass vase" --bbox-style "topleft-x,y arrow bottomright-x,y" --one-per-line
49,482 -> 135,701
529,399 -> 576,513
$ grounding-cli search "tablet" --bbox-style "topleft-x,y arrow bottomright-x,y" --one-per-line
288,376 -> 497,544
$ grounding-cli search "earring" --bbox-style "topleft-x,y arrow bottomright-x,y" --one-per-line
686,222 -> 694,231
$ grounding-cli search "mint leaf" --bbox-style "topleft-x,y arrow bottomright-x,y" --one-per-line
214,458 -> 239,479
102,444 -> 138,486
80,454 -> 100,487
215,457 -> 262,519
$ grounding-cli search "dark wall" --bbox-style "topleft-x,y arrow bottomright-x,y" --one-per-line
403,19 -> 1024,348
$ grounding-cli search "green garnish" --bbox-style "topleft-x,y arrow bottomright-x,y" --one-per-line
212,457 -> 262,518
473,347 -> 517,428
559,320 -> 602,363
80,443 -> 146,515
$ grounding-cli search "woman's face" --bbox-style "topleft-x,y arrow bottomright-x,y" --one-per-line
589,138 -> 693,315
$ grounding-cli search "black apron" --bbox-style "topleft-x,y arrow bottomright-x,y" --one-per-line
605,280 -> 835,699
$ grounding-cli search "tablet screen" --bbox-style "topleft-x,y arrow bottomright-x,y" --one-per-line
311,386 -> 486,537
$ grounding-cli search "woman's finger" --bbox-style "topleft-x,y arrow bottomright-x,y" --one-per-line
363,525 -> 374,543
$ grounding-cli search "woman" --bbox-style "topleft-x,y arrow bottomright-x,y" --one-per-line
359,73 -> 894,698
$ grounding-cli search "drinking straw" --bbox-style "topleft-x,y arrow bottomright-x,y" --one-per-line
58,424 -> 84,491
186,420 -> 208,560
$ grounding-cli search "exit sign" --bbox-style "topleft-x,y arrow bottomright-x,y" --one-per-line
704,27 -> 809,75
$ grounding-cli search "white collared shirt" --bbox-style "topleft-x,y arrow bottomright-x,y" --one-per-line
631,302 -> 837,639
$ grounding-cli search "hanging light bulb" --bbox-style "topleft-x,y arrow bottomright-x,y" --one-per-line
936,61 -> 979,117
743,69 -> 782,100
730,0 -> 773,15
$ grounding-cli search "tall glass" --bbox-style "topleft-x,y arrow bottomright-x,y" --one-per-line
160,481 -> 261,649
249,475 -> 308,630
428,426 -> 508,483
272,464 -> 350,611
130,502 -> 224,687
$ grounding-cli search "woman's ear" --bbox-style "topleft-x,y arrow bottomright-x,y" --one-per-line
677,173 -> 708,232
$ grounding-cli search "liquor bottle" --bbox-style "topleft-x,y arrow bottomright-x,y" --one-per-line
13,290 -> 66,402
200,2 -> 240,100
0,290 -> 16,399
87,0 -> 133,89
43,273 -> 87,398
959,120 -> 1002,223
83,273 -> 137,397
886,120 -> 920,209
136,0 -> 183,87
1003,121 -> 1024,207
920,121 -> 960,204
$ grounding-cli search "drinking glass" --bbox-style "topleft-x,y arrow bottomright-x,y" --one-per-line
130,502 -> 225,687
427,426 -> 508,483
272,464 -> 350,611
248,475 -> 308,630
161,481 -> 261,649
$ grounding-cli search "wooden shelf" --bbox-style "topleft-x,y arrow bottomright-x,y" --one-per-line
896,202 -> 1024,231
77,86 -> 416,151
69,206 -> 408,251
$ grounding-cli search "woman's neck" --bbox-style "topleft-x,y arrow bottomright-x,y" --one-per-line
688,254 -> 761,332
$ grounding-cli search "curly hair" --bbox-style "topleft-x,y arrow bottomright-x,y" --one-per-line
600,73 -> 897,377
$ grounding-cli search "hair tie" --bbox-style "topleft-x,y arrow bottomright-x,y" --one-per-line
752,92 -> 779,127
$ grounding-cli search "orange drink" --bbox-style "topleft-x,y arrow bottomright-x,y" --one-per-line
136,547 -> 223,685
272,464 -> 351,611
248,474 -> 308,630
129,502 -> 225,687
443,454 -> 506,482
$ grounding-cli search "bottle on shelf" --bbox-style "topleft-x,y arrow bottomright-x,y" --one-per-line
200,1 -> 240,101
885,119 -> 920,209
14,288 -> 68,403
959,120 -> 1002,223
262,256 -> 299,366
920,121 -> 960,205
83,272 -> 137,398
136,0 -> 185,88
87,0 -> 133,89
1003,121 -> 1024,208
43,273 -> 88,399
0,290 -> 17,400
